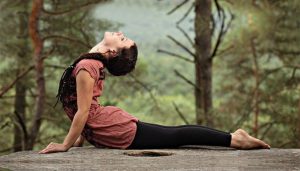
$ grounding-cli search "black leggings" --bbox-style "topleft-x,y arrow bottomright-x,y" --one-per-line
127,121 -> 232,149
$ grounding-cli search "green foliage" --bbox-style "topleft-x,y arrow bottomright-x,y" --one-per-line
214,0 -> 300,147
0,0 -> 116,153
0,0 -> 299,154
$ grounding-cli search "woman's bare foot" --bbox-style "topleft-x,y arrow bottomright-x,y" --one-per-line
230,129 -> 271,149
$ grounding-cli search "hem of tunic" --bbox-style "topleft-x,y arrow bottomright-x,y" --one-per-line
123,120 -> 139,149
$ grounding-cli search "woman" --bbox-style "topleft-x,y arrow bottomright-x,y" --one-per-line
39,32 -> 270,154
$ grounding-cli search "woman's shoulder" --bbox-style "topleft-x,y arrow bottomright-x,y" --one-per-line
77,58 -> 104,68
72,58 -> 105,80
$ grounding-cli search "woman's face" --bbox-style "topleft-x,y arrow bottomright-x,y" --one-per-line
103,31 -> 135,51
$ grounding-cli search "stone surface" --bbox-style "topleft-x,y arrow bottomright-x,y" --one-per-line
0,146 -> 299,171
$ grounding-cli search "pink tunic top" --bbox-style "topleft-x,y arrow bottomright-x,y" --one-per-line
62,59 -> 138,149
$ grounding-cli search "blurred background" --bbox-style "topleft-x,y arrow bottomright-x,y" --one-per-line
0,0 -> 299,154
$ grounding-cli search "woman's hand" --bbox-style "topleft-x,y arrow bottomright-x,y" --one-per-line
39,142 -> 69,154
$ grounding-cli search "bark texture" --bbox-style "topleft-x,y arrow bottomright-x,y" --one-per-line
27,0 -> 45,150
13,0 -> 30,152
194,0 -> 213,126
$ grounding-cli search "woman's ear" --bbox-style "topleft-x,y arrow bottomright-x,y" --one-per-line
101,49 -> 117,59
109,49 -> 118,58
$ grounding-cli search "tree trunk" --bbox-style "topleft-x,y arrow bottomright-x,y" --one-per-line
27,0 -> 44,150
250,38 -> 260,137
13,78 -> 27,151
13,0 -> 30,152
194,0 -> 213,126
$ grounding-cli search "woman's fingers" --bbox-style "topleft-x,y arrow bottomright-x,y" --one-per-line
40,148 -> 54,154
39,142 -> 56,154
38,142 -> 68,154
39,147 -> 51,154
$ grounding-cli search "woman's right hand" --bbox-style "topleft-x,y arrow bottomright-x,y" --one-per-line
39,142 -> 69,154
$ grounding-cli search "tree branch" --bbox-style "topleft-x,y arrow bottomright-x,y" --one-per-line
74,11 -> 93,47
214,0 -> 222,18
210,7 -> 225,59
172,102 -> 190,124
211,14 -> 216,36
275,49 -> 300,56
0,120 -> 10,130
215,44 -> 234,57
230,93 -> 256,132
287,67 -> 298,85
167,0 -> 189,15
42,35 -> 92,49
223,11 -> 234,35
176,25 -> 194,47
259,121 -> 276,140
174,69 -> 200,92
41,45 -> 56,60
210,8 -> 234,59
14,111 -> 28,143
42,0 -> 105,15
128,73 -> 163,113
273,65 -> 300,86
0,66 -> 34,98
157,49 -> 194,63
176,2 -> 194,25
167,35 -> 196,58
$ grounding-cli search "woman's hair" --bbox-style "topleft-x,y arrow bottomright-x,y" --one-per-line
106,44 -> 138,76
54,43 -> 138,108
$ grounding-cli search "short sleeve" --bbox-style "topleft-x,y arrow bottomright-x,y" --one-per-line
73,59 -> 100,81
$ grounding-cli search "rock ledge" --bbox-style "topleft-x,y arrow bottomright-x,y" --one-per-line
0,146 -> 299,171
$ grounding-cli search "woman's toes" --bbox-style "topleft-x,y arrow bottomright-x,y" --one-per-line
261,141 -> 271,149
253,138 -> 270,149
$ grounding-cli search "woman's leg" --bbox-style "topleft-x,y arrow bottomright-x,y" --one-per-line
128,121 -> 271,149
128,121 -> 231,149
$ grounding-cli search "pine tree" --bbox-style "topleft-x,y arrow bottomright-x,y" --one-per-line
0,0 -> 113,152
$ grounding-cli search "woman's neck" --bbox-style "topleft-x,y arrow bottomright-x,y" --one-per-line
89,41 -> 110,59
89,41 -> 105,53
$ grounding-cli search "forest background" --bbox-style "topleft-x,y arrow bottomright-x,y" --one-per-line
0,0 -> 299,154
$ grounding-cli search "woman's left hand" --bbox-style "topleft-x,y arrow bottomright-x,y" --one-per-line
39,142 -> 69,154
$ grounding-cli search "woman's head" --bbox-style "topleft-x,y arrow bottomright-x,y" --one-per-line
102,32 -> 134,51
91,31 -> 138,76
106,44 -> 138,76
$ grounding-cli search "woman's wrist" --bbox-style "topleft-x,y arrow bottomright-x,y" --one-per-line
73,136 -> 84,147
62,141 -> 73,149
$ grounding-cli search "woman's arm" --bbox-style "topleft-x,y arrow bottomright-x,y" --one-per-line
39,70 -> 94,154
63,69 -> 94,148
73,135 -> 85,147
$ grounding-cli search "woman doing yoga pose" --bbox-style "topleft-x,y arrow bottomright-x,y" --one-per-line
39,32 -> 270,154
